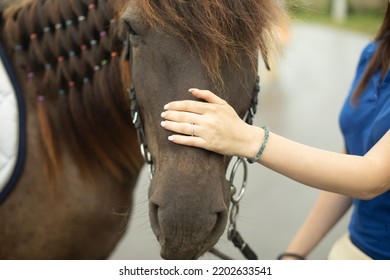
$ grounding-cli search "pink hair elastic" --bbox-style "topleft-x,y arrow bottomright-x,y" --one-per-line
30,33 -> 38,40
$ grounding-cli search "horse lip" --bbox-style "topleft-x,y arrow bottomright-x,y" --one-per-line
157,210 -> 227,259
159,245 -> 199,260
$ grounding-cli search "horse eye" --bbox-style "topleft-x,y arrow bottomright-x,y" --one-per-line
124,20 -> 138,36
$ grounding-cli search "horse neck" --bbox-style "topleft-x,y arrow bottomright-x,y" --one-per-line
1,0 -> 142,183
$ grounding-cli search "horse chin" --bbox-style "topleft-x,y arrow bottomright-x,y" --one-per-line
159,246 -> 206,260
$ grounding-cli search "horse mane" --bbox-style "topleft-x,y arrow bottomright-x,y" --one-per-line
0,0 -> 142,182
139,0 -> 286,83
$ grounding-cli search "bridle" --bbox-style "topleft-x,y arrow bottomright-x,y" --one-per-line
128,85 -> 154,179
126,36 -> 261,260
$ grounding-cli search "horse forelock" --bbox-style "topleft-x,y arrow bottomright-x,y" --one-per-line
140,0 -> 287,83
2,0 -> 143,182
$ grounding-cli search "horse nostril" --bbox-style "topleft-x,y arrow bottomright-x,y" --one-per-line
211,210 -> 227,238
216,211 -> 224,224
149,202 -> 161,239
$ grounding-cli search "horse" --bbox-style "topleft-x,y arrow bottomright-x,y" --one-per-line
0,0 -> 285,259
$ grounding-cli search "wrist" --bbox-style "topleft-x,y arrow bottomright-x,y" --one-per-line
246,125 -> 269,164
242,125 -> 263,159
277,252 -> 306,260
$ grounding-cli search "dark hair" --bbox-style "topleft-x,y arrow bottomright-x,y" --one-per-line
352,4 -> 390,103
139,0 -> 287,84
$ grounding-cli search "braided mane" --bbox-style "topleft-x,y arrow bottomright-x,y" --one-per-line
0,0 -> 142,181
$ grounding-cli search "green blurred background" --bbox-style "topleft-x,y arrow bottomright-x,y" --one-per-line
285,0 -> 386,35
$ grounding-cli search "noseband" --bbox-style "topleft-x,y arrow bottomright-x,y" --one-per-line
126,36 -> 261,260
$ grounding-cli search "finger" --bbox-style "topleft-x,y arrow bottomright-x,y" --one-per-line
164,100 -> 208,114
161,120 -> 198,137
161,110 -> 200,124
188,89 -> 227,105
167,134 -> 207,149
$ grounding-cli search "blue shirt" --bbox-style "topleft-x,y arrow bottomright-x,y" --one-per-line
339,42 -> 390,259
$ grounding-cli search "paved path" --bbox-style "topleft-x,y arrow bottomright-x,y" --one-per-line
110,23 -> 371,260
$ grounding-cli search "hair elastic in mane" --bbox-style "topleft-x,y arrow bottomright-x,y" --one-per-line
11,0 -> 121,102
43,26 -> 51,33
78,16 -> 86,22
25,45 -> 117,100
19,0 -> 102,47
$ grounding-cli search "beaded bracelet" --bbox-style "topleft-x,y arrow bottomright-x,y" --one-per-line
247,125 -> 269,164
277,252 -> 306,260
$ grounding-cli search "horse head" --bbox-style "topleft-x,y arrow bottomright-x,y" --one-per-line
120,0 -> 284,259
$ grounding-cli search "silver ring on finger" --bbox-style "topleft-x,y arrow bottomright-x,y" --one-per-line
191,123 -> 195,137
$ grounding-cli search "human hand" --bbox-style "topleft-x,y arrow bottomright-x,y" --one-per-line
161,89 -> 262,158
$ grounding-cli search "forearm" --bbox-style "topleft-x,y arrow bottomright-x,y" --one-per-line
248,127 -> 390,199
283,192 -> 352,259
162,90 -> 390,198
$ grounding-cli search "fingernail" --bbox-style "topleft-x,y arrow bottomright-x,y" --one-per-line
189,88 -> 199,92
161,121 -> 166,127
168,136 -> 174,141
161,112 -> 166,118
164,104 -> 169,110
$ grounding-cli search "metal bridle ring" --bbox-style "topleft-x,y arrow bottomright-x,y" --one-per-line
229,157 -> 248,204
229,204 -> 240,230
140,143 -> 152,165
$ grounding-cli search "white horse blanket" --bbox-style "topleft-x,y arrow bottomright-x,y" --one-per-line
0,42 -> 26,203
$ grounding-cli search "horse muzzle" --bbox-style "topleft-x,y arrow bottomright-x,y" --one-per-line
148,155 -> 230,260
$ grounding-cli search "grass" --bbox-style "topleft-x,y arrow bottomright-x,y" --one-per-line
289,10 -> 383,36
